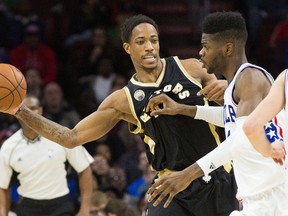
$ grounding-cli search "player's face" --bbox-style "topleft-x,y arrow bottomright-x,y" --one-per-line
23,97 -> 42,114
123,23 -> 160,71
199,33 -> 226,74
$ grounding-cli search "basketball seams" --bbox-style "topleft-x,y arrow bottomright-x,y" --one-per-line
9,65 -> 26,103
0,73 -> 15,110
0,64 -> 26,111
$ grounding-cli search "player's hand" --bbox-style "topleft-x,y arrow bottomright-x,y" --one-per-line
270,141 -> 286,165
146,94 -> 180,116
147,171 -> 192,208
197,80 -> 227,103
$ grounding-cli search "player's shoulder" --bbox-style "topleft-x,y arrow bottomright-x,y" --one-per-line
179,57 -> 202,67
102,88 -> 128,105
179,57 -> 209,79
98,88 -> 130,113
236,65 -> 270,84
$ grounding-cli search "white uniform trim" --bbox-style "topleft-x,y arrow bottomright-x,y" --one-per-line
0,130 -> 94,199
195,105 -> 225,127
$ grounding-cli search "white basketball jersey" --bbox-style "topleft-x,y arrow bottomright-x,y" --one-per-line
224,63 -> 275,137
223,63 -> 286,199
283,69 -> 288,165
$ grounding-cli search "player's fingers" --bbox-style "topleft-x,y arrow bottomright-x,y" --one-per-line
273,158 -> 284,165
148,185 -> 164,203
204,85 -> 218,97
150,108 -> 169,116
147,181 -> 159,195
197,87 -> 210,96
146,95 -> 166,113
152,190 -> 169,207
146,100 -> 157,113
206,89 -> 224,101
147,179 -> 163,200
163,193 -> 175,208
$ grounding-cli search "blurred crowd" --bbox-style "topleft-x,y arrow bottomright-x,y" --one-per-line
0,0 -> 288,215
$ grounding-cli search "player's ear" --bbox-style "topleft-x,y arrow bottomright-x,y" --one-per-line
224,42 -> 234,56
123,43 -> 131,54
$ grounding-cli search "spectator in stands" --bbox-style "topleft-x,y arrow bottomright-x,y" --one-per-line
25,67 -> 43,99
68,0 -> 112,36
76,26 -> 110,77
91,154 -> 111,189
42,82 -> 81,128
7,0 -> 44,49
95,143 -> 113,164
90,190 -> 109,216
118,135 -> 145,186
10,23 -> 57,84
127,151 -> 156,200
107,167 -> 138,215
104,198 -> 137,216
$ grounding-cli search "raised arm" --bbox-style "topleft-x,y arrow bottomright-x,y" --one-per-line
12,89 -> 134,148
243,71 -> 286,158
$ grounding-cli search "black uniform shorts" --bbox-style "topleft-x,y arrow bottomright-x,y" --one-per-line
147,166 -> 238,216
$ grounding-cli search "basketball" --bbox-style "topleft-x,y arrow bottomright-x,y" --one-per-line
0,64 -> 27,112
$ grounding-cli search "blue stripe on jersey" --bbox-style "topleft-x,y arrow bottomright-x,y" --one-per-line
264,118 -> 283,143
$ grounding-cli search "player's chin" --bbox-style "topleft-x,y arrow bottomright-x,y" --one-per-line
143,63 -> 158,71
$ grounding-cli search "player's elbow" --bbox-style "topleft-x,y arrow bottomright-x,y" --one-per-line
242,118 -> 258,137
61,130 -> 79,149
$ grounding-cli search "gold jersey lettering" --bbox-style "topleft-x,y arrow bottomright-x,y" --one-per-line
172,83 -> 183,94
163,84 -> 172,92
178,90 -> 190,99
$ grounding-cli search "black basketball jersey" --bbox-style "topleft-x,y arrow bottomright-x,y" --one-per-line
124,56 -> 221,171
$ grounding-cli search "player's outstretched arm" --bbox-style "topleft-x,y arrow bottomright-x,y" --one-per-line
243,71 -> 286,159
13,89 -> 132,148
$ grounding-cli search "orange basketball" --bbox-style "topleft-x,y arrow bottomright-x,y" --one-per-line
0,64 -> 27,112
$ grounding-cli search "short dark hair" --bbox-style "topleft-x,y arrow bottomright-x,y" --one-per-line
120,14 -> 159,43
202,11 -> 248,44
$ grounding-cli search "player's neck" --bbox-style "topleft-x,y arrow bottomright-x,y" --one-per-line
135,60 -> 163,83
21,127 -> 40,141
224,55 -> 248,82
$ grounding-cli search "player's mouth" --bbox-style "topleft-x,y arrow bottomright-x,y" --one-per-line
143,55 -> 156,64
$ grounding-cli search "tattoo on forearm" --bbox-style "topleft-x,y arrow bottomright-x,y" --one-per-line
17,107 -> 77,148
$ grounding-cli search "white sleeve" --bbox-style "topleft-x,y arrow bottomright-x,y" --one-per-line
195,105 -> 225,127
196,117 -> 248,175
66,146 -> 94,173
0,146 -> 13,189
196,133 -> 235,175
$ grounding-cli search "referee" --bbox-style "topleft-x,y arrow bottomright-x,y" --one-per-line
0,94 -> 94,216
